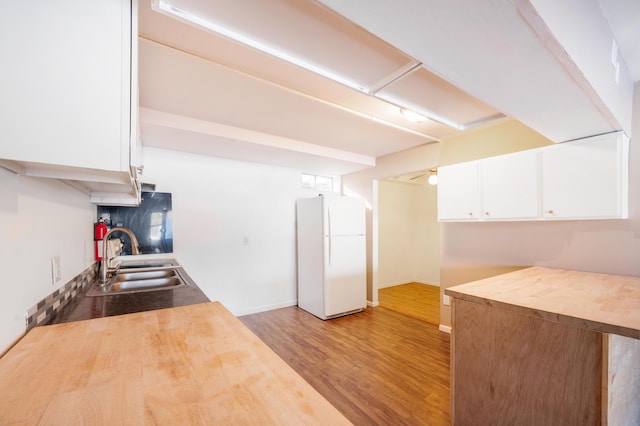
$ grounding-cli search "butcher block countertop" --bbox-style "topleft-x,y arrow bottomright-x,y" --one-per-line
0,302 -> 351,425
445,266 -> 640,339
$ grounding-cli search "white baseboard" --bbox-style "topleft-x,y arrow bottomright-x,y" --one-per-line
367,300 -> 379,307
438,324 -> 452,334
234,299 -> 297,317
378,280 -> 441,289
413,279 -> 440,287
377,280 -> 414,289
414,280 -> 441,287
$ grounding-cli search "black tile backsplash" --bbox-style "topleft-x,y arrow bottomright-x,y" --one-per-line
97,192 -> 173,255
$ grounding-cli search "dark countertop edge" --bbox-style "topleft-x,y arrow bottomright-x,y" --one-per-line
45,264 -> 210,326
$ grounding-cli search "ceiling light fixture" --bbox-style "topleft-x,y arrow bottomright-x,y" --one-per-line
428,169 -> 438,185
389,96 -> 464,129
400,108 -> 426,123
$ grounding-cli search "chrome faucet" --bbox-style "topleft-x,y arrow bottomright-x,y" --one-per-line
99,227 -> 141,283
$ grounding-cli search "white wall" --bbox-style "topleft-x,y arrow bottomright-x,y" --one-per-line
413,183 -> 440,284
0,169 -> 95,353
142,147 -> 321,316
378,181 -> 439,288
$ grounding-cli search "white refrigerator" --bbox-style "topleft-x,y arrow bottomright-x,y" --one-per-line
296,195 -> 366,320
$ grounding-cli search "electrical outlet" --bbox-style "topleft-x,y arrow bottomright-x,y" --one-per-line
51,256 -> 61,285
243,236 -> 249,245
443,294 -> 450,306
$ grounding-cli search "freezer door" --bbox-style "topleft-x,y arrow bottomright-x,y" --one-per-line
324,235 -> 366,317
324,197 -> 365,236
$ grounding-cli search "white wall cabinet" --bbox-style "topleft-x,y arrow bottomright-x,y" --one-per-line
438,132 -> 628,222
541,133 -> 627,220
481,150 -> 539,220
0,0 -> 140,206
437,162 -> 480,221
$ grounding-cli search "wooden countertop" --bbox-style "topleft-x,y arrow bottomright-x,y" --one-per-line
445,266 -> 640,339
0,302 -> 351,425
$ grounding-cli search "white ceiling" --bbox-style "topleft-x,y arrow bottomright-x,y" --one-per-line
137,0 -> 639,176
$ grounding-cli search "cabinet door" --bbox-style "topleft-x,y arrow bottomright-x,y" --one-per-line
438,162 -> 480,221
481,151 -> 539,220
541,133 -> 626,219
0,0 -> 131,172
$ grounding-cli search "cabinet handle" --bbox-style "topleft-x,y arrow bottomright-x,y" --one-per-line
468,212 -> 473,217
485,212 -> 490,216
547,209 -> 554,215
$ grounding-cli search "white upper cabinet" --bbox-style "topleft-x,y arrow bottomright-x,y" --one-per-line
541,133 -> 628,220
0,0 -> 140,205
437,162 -> 480,221
481,150 -> 539,220
438,132 -> 628,222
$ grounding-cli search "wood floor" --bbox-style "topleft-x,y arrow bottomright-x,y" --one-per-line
239,306 -> 450,425
378,282 -> 441,326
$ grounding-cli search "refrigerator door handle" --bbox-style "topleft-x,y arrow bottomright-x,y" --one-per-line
327,208 -> 332,266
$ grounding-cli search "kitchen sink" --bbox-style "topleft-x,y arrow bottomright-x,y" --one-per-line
86,258 -> 189,297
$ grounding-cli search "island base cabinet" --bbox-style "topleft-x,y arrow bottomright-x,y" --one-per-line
450,299 -> 602,425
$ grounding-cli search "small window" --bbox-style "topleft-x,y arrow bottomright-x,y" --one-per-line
302,173 -> 316,189
148,212 -> 164,241
302,173 -> 334,191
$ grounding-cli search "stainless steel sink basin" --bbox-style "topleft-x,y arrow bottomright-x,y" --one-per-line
114,269 -> 176,282
86,258 -> 189,296
111,276 -> 183,291
118,259 -> 178,269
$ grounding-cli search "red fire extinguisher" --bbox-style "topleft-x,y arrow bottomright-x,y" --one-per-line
94,219 -> 108,262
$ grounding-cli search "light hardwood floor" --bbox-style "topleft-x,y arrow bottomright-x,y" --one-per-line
378,282 -> 441,326
240,305 -> 450,425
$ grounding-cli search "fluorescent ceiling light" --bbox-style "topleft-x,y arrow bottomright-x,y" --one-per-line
379,92 -> 464,130
155,0 -> 367,92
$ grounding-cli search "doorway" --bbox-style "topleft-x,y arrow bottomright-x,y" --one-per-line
374,177 -> 441,325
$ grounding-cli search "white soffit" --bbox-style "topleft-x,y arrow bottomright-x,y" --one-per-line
597,0 -> 640,83
318,0 -> 622,142
526,0 -> 633,137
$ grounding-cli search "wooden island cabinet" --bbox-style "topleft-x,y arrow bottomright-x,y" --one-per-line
446,267 -> 640,426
